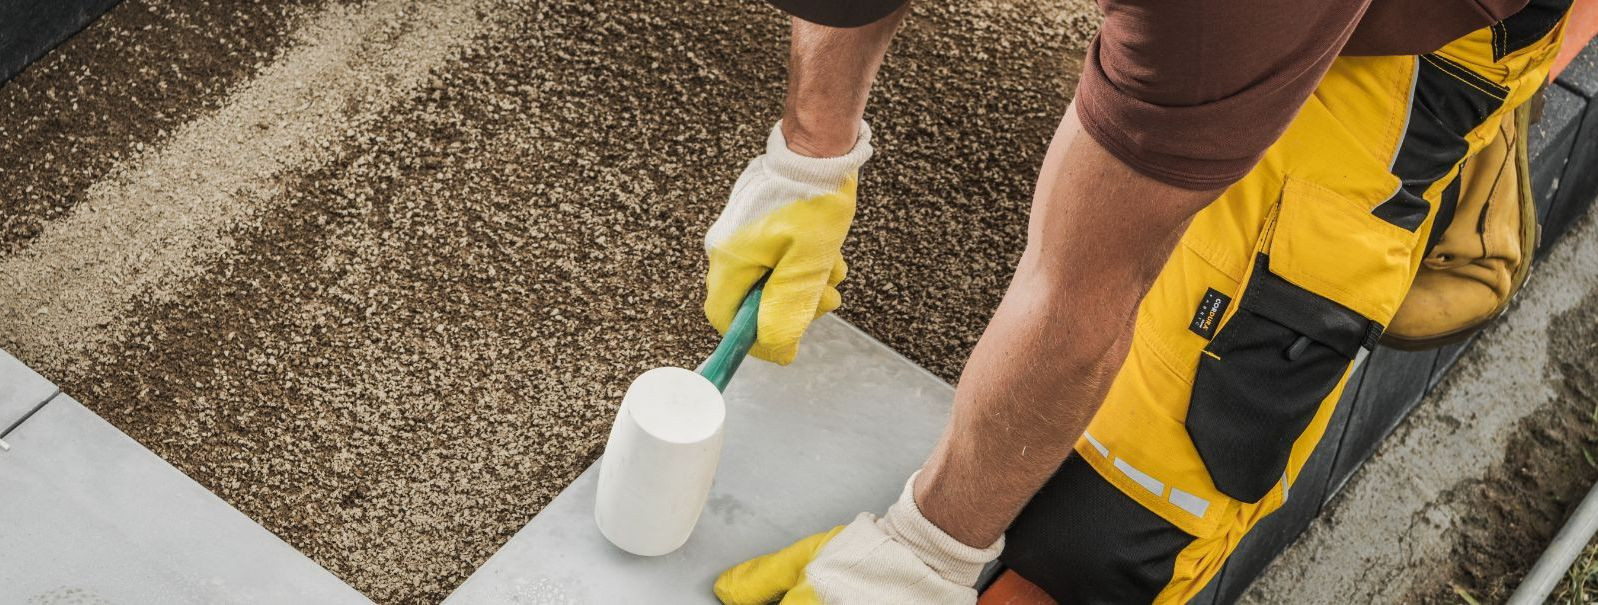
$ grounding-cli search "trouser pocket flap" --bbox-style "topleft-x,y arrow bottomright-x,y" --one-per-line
1187,255 -> 1372,503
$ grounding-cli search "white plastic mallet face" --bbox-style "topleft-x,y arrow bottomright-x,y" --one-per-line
594,366 -> 727,556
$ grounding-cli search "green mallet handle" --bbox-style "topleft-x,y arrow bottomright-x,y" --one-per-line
699,281 -> 763,393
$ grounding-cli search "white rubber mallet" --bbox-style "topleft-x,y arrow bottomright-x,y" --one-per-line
594,283 -> 763,556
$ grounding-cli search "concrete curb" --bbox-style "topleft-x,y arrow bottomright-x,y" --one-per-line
0,0 -> 120,84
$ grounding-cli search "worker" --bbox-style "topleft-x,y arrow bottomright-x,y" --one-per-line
703,0 -> 1572,602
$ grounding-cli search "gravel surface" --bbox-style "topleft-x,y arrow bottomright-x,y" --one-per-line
0,0 -> 1094,601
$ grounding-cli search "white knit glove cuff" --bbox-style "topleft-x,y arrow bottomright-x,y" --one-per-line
877,472 -> 1005,587
760,120 -> 874,189
708,121 -> 873,250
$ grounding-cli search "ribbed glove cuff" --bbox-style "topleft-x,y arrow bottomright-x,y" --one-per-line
763,120 -> 874,190
878,472 -> 1004,587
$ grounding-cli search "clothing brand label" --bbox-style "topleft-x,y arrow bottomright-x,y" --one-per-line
1189,288 -> 1232,339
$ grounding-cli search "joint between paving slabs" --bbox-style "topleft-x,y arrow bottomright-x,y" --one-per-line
0,389 -> 63,451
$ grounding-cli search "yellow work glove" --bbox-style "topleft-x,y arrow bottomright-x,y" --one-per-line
704,121 -> 873,365
714,474 -> 1003,604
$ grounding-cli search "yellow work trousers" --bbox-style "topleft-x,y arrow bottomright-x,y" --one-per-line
999,6 -> 1569,603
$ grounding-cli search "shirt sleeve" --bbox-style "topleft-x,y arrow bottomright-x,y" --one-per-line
766,0 -> 908,28
1076,0 -> 1372,191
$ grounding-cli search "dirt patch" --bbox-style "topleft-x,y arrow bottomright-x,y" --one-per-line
2,0 -> 1093,602
0,0 -> 336,254
1415,285 -> 1598,603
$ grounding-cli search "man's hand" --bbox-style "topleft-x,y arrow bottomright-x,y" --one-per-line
714,475 -> 1002,604
702,5 -> 907,365
704,122 -> 872,365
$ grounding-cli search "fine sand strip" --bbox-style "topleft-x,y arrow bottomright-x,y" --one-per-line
0,0 -> 491,374
1243,202 -> 1598,603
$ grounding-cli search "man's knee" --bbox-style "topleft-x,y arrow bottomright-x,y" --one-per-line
1001,456 -> 1198,604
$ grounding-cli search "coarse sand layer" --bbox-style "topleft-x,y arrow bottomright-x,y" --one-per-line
0,0 -> 1095,601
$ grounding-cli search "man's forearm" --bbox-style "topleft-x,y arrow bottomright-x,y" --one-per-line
780,4 -> 909,157
913,105 -> 1223,548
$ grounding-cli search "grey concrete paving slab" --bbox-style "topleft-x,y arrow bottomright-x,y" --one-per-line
0,346 -> 57,436
0,394 -> 370,604
444,315 -> 954,604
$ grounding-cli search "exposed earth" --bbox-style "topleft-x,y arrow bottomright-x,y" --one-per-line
0,0 -> 1093,601
1421,283 -> 1598,603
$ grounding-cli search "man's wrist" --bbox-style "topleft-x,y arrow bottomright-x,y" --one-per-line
882,471 -> 1003,587
780,115 -> 861,158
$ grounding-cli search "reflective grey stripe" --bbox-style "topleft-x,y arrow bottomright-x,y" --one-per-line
1089,432 -> 1213,519
1083,431 -> 1109,457
1390,56 -> 1421,171
1281,472 -> 1292,502
1114,457 -> 1165,496
1169,486 -> 1210,518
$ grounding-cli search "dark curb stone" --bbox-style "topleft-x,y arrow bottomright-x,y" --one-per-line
1324,347 -> 1437,499
0,0 -> 121,84
1531,83 -> 1587,251
1549,38 -> 1598,247
1211,362 -> 1364,604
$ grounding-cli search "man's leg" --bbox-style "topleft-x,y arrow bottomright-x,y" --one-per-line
994,6 -> 1572,602
914,104 -> 1219,548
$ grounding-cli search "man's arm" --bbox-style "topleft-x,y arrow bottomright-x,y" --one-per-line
913,104 -> 1219,547
779,4 -> 908,158
758,0 -> 1225,552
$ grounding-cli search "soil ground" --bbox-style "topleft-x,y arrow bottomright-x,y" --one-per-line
0,0 -> 1093,601
1419,284 -> 1598,603
0,0 -> 341,254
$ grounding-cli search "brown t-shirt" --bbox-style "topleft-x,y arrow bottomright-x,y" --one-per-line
770,0 -> 1533,190
1080,0 -> 1531,190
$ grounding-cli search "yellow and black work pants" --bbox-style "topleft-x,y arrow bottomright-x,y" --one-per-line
995,4 -> 1571,603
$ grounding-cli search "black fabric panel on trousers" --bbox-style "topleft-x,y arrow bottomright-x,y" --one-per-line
765,0 -> 907,27
1492,0 -> 1573,61
1371,186 -> 1434,233
1372,54 -> 1507,231
1001,456 -> 1195,604
1426,171 -> 1464,254
1188,255 -> 1365,503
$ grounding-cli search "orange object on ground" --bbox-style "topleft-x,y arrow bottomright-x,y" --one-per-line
1552,0 -> 1598,76
978,570 -> 1058,605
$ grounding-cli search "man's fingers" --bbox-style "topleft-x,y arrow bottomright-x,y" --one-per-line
705,252 -> 773,336
714,527 -> 844,605
814,259 -> 846,318
754,267 -> 832,365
